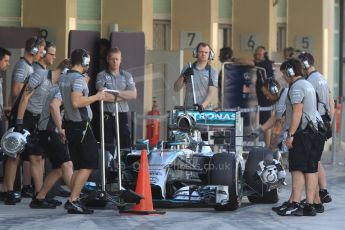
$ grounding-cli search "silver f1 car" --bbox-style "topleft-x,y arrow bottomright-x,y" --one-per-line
123,106 -> 286,210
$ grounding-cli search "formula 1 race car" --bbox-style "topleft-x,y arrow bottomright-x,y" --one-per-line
122,106 -> 286,211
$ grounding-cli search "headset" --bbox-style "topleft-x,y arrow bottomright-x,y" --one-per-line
81,49 -> 91,67
285,63 -> 295,78
30,37 -> 43,56
299,53 -> 310,69
192,43 -> 215,60
267,78 -> 279,96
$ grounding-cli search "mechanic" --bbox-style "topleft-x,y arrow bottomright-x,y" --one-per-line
254,46 -> 274,148
13,47 -> 65,208
96,47 -> 137,151
29,59 -> 73,209
33,41 -> 56,70
249,78 -> 288,152
283,47 -> 295,61
298,52 -> 334,205
276,58 -> 325,216
218,47 -> 233,108
0,47 -> 11,119
60,48 -> 106,214
174,42 -> 218,110
1,37 -> 45,205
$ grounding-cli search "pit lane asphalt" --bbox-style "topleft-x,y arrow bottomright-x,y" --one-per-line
0,150 -> 344,230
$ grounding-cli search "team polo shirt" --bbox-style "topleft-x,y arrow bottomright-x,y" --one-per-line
285,79 -> 318,130
38,86 -> 61,131
33,62 -> 46,71
95,69 -> 136,113
180,63 -> 218,107
26,69 -> 53,114
274,88 -> 288,119
12,58 -> 33,84
59,70 -> 92,122
306,71 -> 330,116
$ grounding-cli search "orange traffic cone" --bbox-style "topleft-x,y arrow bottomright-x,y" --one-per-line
120,149 -> 165,215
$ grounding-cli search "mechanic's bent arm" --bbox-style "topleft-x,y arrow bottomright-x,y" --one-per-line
50,98 -> 63,133
118,88 -> 137,101
174,75 -> 185,92
262,112 -> 277,131
71,91 -> 103,109
17,84 -> 34,119
12,81 -> 24,102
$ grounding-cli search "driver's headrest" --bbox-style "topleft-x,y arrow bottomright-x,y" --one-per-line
176,114 -> 196,133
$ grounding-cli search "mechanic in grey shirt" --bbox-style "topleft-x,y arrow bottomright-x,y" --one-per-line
33,41 -> 56,71
249,78 -> 288,151
1,37 -> 45,206
0,47 -> 11,118
59,48 -> 106,214
298,52 -> 334,205
174,42 -> 218,110
28,59 -> 73,209
298,52 -> 334,124
96,47 -> 137,150
11,37 -> 46,104
275,58 -> 325,216
14,66 -> 56,201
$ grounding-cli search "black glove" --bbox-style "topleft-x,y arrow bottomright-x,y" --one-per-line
194,104 -> 204,113
183,67 -> 194,81
14,123 -> 24,134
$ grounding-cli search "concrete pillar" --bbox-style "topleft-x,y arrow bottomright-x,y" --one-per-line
102,0 -> 153,49
233,0 -> 277,59
22,0 -> 76,64
171,0 -> 219,63
287,0 -> 334,81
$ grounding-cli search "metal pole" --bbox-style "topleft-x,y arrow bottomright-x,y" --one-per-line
167,110 -> 171,140
131,111 -> 137,147
189,63 -> 197,105
115,100 -> 122,190
102,89 -> 122,190
100,97 -> 106,191
254,105 -> 260,147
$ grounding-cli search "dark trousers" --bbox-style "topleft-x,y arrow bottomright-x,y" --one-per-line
103,112 -> 131,153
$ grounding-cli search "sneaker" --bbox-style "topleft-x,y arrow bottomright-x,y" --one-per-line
46,198 -> 62,206
303,203 -> 317,216
272,201 -> 289,213
21,185 -> 34,198
0,192 -> 6,201
319,189 -> 332,203
277,202 -> 303,216
4,192 -> 20,205
30,198 -> 56,209
313,203 -> 325,213
56,187 -> 70,198
300,198 -> 306,205
64,200 -> 94,214
13,192 -> 22,203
